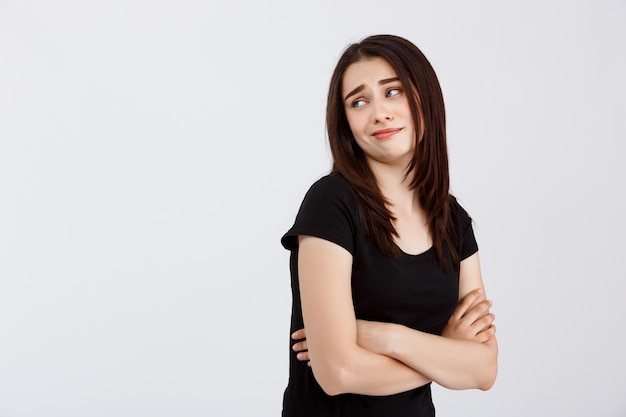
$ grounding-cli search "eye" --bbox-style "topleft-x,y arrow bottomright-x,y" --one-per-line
351,99 -> 367,108
386,88 -> 402,97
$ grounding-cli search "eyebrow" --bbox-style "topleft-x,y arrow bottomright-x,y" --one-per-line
343,77 -> 401,102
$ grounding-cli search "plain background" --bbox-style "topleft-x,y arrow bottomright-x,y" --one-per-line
1,0 -> 625,416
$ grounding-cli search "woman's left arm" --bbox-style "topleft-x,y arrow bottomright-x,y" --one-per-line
362,252 -> 498,390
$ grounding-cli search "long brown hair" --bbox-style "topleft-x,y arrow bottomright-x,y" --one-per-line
326,34 -> 459,271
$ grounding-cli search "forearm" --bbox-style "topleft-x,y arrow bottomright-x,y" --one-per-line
312,344 -> 431,396
388,324 -> 498,390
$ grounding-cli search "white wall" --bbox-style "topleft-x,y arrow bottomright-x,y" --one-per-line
1,1 -> 624,416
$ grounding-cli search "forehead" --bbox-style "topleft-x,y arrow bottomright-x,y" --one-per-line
342,57 -> 398,94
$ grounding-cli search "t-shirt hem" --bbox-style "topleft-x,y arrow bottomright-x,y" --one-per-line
282,227 -> 354,255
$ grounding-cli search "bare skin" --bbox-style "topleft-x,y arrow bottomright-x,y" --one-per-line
293,288 -> 496,366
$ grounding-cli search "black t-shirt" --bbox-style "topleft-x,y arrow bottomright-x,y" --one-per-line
281,172 -> 478,417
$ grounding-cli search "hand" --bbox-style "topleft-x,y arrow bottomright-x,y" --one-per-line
293,289 -> 496,363
291,328 -> 311,366
441,289 -> 496,343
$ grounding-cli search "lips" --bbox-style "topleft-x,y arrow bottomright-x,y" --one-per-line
372,128 -> 402,140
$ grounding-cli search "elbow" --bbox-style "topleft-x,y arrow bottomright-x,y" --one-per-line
319,380 -> 345,397
311,363 -> 351,396
476,337 -> 498,391
478,377 -> 497,391
443,363 -> 497,391
477,355 -> 498,391
478,376 -> 496,391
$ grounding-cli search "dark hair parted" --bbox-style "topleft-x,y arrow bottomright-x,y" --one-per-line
326,34 -> 460,271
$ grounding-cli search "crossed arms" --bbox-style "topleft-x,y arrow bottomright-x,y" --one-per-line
293,235 -> 498,396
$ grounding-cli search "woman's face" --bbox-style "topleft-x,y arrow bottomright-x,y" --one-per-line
342,57 -> 416,170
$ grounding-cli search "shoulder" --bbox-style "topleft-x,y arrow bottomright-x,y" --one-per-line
282,172 -> 358,253
306,172 -> 354,199
449,195 -> 479,260
297,172 -> 357,213
449,195 -> 472,225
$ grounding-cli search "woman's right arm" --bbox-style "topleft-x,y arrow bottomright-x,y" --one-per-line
297,235 -> 431,396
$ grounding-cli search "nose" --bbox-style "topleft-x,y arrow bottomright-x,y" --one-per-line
372,101 -> 393,123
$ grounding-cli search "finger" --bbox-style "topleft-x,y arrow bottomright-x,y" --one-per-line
296,351 -> 310,362
470,313 -> 495,334
453,289 -> 484,319
464,290 -> 488,314
463,299 -> 493,323
476,325 -> 496,342
291,328 -> 307,340
475,329 -> 492,343
292,340 -> 309,352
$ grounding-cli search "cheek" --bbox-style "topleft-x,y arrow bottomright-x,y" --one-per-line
346,112 -> 367,135
398,104 -> 417,136
398,101 -> 413,119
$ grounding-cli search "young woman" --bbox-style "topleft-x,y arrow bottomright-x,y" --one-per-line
281,34 -> 497,416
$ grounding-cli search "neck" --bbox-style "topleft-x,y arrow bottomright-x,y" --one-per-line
368,159 -> 419,214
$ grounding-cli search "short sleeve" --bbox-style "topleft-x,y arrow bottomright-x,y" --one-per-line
453,198 -> 479,261
281,174 -> 357,255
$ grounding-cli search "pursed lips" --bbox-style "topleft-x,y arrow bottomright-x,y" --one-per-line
372,128 -> 403,140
